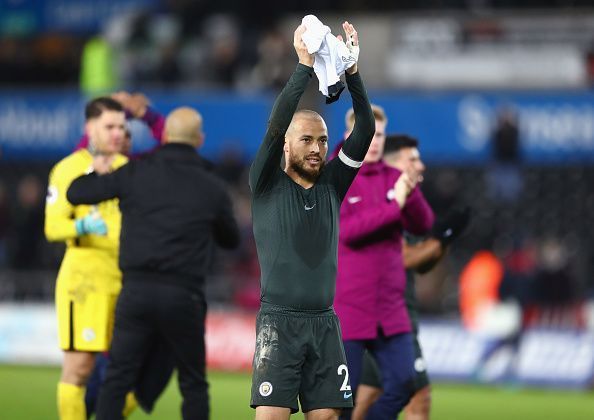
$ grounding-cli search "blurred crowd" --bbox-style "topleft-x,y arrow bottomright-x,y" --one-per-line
1,2 -> 594,331
3,1 -> 594,91
1,149 -> 593,328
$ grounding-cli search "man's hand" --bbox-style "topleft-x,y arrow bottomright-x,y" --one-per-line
294,24 -> 314,67
111,91 -> 150,118
126,93 -> 150,118
431,206 -> 472,247
92,155 -> 115,175
111,91 -> 131,106
337,21 -> 359,75
75,211 -> 108,236
393,170 -> 417,208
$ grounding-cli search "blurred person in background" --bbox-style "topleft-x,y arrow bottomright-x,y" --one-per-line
460,234 -> 579,336
238,25 -> 295,91
497,236 -> 538,312
335,113 -> 434,419
351,134 -> 471,420
0,181 -> 11,267
518,237 -> 581,329
45,97 -> 129,420
10,175 -> 45,270
202,15 -> 241,88
75,91 -> 165,156
533,238 -> 577,307
68,106 -> 240,420
249,22 -> 374,420
7,175 -> 46,300
80,35 -> 118,97
485,106 -> 523,204
459,249 -> 506,333
459,246 -> 517,380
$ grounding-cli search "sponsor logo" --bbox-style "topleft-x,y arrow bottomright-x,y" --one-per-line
343,392 -> 352,399
304,203 -> 316,211
259,381 -> 273,397
341,56 -> 356,63
347,196 -> 362,204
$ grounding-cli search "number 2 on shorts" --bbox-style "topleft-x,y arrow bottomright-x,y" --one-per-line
337,364 -> 352,391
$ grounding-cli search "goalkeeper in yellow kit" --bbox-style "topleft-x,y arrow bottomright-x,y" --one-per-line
45,97 -> 128,420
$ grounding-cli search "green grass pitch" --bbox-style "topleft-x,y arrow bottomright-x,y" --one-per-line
0,365 -> 592,419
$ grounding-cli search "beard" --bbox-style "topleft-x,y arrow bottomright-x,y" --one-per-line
288,153 -> 325,183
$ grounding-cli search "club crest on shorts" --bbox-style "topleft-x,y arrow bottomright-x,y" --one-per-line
414,357 -> 427,373
259,381 -> 273,397
82,328 -> 96,342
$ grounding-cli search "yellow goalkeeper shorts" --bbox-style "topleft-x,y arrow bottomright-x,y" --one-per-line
55,248 -> 122,352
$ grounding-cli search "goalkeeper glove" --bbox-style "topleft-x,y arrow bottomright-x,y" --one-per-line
75,213 -> 107,236
431,206 -> 471,247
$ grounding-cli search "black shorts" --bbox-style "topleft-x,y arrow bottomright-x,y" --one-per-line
360,333 -> 430,392
250,306 -> 353,413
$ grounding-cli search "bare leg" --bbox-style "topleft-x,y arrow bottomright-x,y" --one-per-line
404,386 -> 431,420
61,351 -> 96,385
352,384 -> 382,420
255,406 -> 291,420
304,408 -> 341,420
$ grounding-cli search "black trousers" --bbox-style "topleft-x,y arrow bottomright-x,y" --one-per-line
96,280 -> 209,420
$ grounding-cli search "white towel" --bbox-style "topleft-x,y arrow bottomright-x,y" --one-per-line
301,15 -> 359,102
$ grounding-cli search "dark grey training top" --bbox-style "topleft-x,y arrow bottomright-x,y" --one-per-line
249,64 -> 374,310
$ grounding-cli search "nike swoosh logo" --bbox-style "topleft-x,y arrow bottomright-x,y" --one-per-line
347,196 -> 362,204
304,204 -> 316,211
343,392 -> 352,399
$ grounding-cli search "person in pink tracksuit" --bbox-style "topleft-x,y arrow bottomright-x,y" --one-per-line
334,105 -> 434,420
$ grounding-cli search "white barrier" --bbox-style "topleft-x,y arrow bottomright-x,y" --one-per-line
1,304 -> 593,389
0,303 -> 256,369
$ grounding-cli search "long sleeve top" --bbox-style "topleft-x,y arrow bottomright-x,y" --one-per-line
335,161 -> 434,339
67,143 -> 240,291
249,64 -> 375,310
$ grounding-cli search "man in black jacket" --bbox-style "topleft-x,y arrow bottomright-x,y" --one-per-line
67,106 -> 240,420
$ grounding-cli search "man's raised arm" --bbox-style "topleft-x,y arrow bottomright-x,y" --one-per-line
249,25 -> 314,195
339,27 -> 374,163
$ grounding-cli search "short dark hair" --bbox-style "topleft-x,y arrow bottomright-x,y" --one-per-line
383,134 -> 419,156
85,97 -> 124,121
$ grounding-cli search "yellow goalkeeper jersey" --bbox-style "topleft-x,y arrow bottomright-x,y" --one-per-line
45,148 -> 128,263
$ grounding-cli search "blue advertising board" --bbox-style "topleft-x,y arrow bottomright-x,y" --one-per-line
1,89 -> 594,164
327,90 -> 594,164
0,0 -> 159,34
0,90 -> 273,162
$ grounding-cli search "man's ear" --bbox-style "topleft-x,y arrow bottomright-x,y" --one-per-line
85,120 -> 96,148
195,133 -> 204,148
84,120 -> 92,137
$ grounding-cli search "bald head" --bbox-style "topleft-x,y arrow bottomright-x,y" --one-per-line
283,109 -> 329,186
164,107 -> 204,147
286,110 -> 326,139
